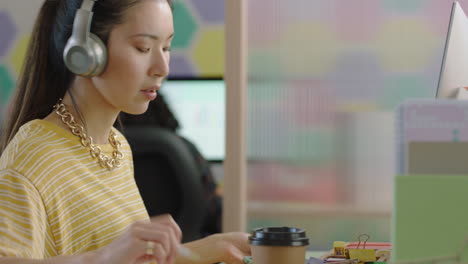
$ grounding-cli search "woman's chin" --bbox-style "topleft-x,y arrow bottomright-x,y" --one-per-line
122,104 -> 150,115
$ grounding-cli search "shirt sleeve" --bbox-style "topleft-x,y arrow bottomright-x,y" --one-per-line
0,168 -> 51,258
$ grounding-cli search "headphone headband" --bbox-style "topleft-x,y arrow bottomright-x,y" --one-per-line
71,0 -> 96,44
80,0 -> 97,12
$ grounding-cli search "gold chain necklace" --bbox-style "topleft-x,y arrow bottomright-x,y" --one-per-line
53,99 -> 124,170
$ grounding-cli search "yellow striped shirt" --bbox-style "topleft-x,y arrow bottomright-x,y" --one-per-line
0,119 -> 149,258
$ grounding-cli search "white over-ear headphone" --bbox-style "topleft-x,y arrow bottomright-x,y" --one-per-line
63,0 -> 107,77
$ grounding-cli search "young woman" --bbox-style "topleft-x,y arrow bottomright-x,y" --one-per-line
0,0 -> 250,263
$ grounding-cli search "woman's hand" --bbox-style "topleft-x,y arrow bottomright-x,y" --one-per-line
181,232 -> 251,264
94,214 -> 182,264
210,232 -> 251,264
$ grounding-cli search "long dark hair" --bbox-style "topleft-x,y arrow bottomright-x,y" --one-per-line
0,0 -> 172,152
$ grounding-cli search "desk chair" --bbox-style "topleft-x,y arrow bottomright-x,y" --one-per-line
123,126 -> 208,243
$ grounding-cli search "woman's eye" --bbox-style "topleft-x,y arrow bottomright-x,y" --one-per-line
137,47 -> 151,53
163,46 -> 172,52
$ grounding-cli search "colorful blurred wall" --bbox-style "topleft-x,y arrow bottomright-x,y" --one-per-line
0,0 -> 465,250
244,0 -> 464,250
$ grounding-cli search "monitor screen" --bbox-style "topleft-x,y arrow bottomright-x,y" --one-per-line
161,79 -> 225,161
436,1 -> 468,99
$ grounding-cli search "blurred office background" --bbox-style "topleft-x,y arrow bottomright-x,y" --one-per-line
0,0 -> 463,250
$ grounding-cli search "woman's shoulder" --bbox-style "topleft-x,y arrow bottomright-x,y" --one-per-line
0,119 -> 80,172
1,119 -> 50,154
14,119 -> 77,146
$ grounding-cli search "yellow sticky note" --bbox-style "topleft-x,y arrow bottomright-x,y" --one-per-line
347,249 -> 376,262
333,241 -> 346,256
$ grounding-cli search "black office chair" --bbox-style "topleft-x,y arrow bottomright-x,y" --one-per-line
123,126 -> 208,243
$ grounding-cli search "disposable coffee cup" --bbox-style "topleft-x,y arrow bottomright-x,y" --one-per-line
248,227 -> 309,264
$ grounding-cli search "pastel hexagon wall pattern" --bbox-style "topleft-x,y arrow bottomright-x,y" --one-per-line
192,27 -> 224,77
0,10 -> 16,59
172,0 -> 198,50
9,34 -> 30,75
169,54 -> 197,76
373,18 -> 439,72
0,65 -> 14,104
191,0 -> 224,24
244,0 -> 468,227
169,0 -> 225,78
0,1 -> 464,117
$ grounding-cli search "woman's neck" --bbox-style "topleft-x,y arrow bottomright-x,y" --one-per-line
44,77 -> 120,144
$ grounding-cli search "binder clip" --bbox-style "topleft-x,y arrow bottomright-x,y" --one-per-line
375,249 -> 391,262
346,234 -> 376,263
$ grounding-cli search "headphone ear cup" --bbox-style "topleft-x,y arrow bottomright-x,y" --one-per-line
63,33 -> 107,77
63,41 -> 93,76
88,33 -> 108,76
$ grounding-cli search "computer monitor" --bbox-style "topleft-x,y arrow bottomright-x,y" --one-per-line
436,1 -> 468,99
161,78 -> 225,161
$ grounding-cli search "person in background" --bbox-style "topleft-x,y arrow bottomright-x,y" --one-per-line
0,0 -> 250,264
121,93 -> 223,238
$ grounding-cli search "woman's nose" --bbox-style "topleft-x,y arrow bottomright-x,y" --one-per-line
149,51 -> 170,77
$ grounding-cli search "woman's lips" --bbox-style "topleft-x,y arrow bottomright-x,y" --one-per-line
141,89 -> 157,100
140,85 -> 160,101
